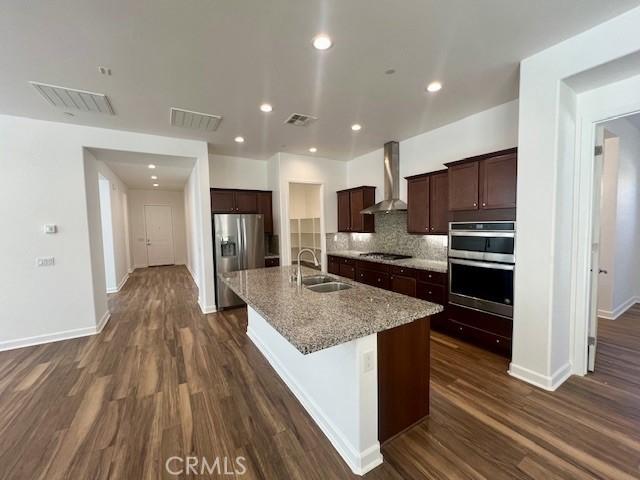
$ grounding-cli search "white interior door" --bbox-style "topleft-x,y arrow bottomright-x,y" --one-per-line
144,205 -> 175,266
587,126 -> 605,372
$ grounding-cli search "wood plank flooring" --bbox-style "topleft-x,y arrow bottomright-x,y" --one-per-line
0,265 -> 639,479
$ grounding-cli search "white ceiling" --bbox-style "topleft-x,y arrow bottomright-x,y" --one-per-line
2,0 -> 640,160
89,148 -> 195,191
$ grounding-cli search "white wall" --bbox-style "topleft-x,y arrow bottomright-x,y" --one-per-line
597,119 -> 640,318
98,176 -> 117,291
209,154 -> 268,190
0,114 -> 213,350
347,100 -> 519,202
513,5 -> 640,388
128,189 -> 188,268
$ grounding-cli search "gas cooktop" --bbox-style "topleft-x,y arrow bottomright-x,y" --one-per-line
359,252 -> 412,261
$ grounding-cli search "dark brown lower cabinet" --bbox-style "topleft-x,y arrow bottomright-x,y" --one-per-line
338,257 -> 356,280
328,256 -> 341,275
378,317 -> 430,443
389,274 -> 416,297
446,303 -> 512,356
265,257 -> 280,267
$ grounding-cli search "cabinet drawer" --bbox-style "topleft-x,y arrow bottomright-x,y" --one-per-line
357,268 -> 390,289
448,319 -> 512,357
357,259 -> 389,273
389,274 -> 417,297
417,270 -> 446,285
416,282 -> 445,304
389,265 -> 417,278
448,303 -> 512,338
339,257 -> 356,266
265,257 -> 280,268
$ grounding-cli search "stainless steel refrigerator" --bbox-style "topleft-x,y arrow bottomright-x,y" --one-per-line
213,214 -> 265,309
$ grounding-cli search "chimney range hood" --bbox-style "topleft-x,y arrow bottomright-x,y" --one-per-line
360,141 -> 407,214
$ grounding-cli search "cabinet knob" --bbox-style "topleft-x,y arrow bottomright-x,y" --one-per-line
428,291 -> 432,295
430,227 -> 434,231
473,202 -> 477,207
428,274 -> 432,278
496,339 -> 500,343
482,202 -> 486,207
459,327 -> 463,331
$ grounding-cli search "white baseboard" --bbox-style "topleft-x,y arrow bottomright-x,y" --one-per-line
198,299 -> 217,314
508,362 -> 572,391
247,327 -> 383,475
598,296 -> 640,320
106,273 -> 129,294
0,310 -> 111,352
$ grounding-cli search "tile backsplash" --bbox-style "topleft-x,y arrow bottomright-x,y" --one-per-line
326,211 -> 447,261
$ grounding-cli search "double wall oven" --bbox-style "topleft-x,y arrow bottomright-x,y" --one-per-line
448,222 -> 515,318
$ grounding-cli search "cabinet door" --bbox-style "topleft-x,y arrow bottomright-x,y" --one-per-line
429,172 -> 449,234
337,191 -> 351,232
210,190 -> 236,213
390,275 -> 417,297
328,256 -> 341,275
480,153 -> 517,209
350,189 -> 365,232
339,263 -> 356,280
448,161 -> 479,211
407,177 -> 429,234
257,192 -> 273,233
235,191 -> 258,213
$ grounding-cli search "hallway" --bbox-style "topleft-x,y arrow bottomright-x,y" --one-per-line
0,267 -> 639,479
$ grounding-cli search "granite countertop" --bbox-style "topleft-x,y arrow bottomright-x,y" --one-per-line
265,254 -> 280,260
219,266 -> 443,355
328,250 -> 448,273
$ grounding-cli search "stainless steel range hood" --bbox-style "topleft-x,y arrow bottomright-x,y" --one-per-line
360,141 -> 407,214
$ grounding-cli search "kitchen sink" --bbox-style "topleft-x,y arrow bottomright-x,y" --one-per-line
306,282 -> 352,293
301,275 -> 335,286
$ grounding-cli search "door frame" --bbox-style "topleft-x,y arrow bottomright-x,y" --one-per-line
143,203 -> 175,266
281,180 -> 326,270
571,87 -> 640,375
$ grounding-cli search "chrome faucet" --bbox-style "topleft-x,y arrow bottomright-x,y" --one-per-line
294,248 -> 320,286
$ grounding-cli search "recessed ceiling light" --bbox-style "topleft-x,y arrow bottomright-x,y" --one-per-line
309,147 -> 317,153
385,69 -> 396,75
260,103 -> 273,113
153,183 -> 159,187
148,164 -> 156,169
151,175 -> 158,180
312,34 -> 333,50
351,123 -> 362,132
426,81 -> 442,93
234,136 -> 245,143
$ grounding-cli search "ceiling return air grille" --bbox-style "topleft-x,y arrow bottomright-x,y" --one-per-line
170,107 -> 222,131
30,81 -> 115,114
284,113 -> 317,127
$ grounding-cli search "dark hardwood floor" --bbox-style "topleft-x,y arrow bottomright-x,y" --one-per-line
0,266 -> 639,479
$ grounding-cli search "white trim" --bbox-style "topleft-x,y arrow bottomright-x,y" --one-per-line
198,299 -> 217,314
598,296 -> 640,320
96,310 -> 111,333
247,325 -> 383,475
508,362 -> 572,391
0,311 -> 111,352
106,273 -> 129,294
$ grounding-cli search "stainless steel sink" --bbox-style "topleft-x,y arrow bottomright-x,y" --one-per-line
306,282 -> 352,293
301,275 -> 335,286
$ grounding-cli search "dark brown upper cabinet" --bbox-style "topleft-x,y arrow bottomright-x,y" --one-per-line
480,151 -> 517,209
257,191 -> 273,234
211,189 -> 273,232
445,148 -> 517,214
336,186 -> 376,233
448,161 -> 479,211
405,170 -> 448,235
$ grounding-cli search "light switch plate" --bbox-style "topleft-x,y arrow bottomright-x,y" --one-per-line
37,257 -> 55,267
362,350 -> 375,373
44,224 -> 57,234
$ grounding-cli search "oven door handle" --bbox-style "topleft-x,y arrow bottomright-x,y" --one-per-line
449,258 -> 515,271
449,231 -> 515,238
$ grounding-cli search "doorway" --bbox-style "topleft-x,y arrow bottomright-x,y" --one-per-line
586,113 -> 640,372
144,204 -> 175,266
287,182 -> 324,269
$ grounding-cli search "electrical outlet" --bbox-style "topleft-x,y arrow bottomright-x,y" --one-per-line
362,350 -> 375,373
36,257 -> 55,267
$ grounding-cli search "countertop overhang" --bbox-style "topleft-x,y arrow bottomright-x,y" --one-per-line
219,266 -> 443,354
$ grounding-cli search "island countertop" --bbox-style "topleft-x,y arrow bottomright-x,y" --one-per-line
218,265 -> 443,354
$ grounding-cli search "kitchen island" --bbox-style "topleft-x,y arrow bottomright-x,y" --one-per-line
219,266 -> 443,475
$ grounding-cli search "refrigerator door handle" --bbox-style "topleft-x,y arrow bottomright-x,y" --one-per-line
241,217 -> 248,270
237,217 -> 244,270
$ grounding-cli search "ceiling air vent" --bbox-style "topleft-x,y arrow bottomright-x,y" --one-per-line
284,113 -> 317,127
170,107 -> 222,131
30,81 -> 115,115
